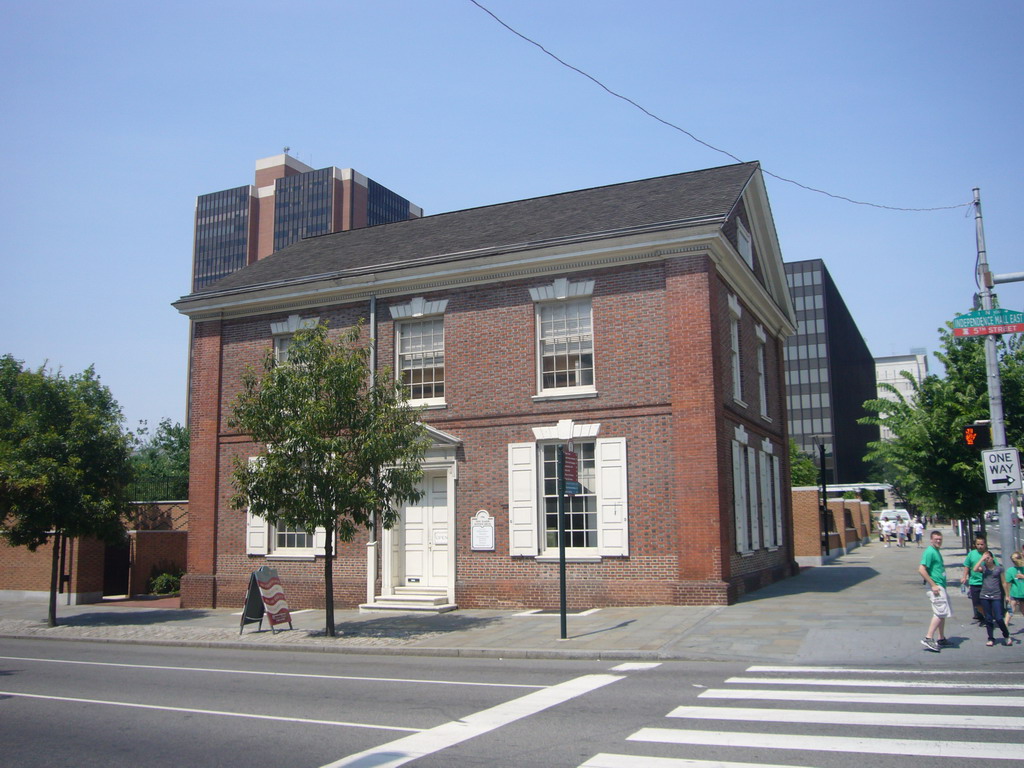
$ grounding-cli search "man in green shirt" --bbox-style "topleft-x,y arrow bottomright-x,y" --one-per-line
962,535 -> 995,624
919,530 -> 950,652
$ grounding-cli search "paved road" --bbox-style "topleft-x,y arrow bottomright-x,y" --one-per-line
2,638 -> 1022,767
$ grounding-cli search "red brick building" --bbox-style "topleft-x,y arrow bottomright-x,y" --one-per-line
173,162 -> 798,611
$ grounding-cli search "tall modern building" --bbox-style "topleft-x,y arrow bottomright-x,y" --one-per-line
192,154 -> 422,291
784,259 -> 879,483
874,350 -> 929,440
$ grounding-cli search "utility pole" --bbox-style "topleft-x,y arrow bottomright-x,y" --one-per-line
972,189 -> 1022,561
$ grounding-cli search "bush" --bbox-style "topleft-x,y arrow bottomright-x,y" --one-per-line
148,572 -> 181,595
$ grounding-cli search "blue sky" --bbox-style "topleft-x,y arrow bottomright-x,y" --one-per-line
2,0 -> 1022,431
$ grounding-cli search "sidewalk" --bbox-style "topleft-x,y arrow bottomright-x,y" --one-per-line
1,529 -> 1019,666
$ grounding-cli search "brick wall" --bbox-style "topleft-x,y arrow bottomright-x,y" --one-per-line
130,531 -> 188,596
0,535 -> 106,604
185,253 -> 796,609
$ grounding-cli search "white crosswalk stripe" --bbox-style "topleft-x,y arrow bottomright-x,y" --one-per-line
578,665 -> 1024,767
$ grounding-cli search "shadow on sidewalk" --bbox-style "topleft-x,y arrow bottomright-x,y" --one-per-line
53,608 -> 215,627
736,565 -> 880,603
330,612 -> 504,640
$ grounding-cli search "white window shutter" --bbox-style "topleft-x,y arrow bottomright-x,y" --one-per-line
759,452 -> 772,548
772,455 -> 783,547
596,437 -> 629,556
508,443 -> 538,556
246,510 -> 268,555
747,446 -> 760,550
732,442 -> 748,553
245,456 -> 268,555
312,526 -> 334,556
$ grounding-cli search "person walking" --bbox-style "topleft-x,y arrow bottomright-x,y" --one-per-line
913,519 -> 924,548
962,535 -> 990,625
1005,552 -> 1024,630
919,530 -> 951,652
973,548 -> 1012,646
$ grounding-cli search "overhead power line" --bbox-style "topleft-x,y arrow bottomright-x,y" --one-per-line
469,0 -> 971,213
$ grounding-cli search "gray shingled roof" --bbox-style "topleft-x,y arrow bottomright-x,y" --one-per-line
193,162 -> 758,297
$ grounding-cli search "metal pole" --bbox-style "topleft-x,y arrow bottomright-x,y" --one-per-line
557,445 -> 568,640
973,189 -> 1015,563
818,442 -> 830,556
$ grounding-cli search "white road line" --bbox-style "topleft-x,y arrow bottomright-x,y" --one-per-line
629,728 -> 1021,760
0,690 -> 419,732
320,673 -> 623,768
668,705 -> 1023,730
581,754 -> 809,768
0,655 -> 541,689
701,688 -> 1022,707
726,676 -> 1024,690
747,665 -> 1023,676
610,663 -> 662,672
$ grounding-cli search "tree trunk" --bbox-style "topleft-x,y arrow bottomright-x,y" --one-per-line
48,531 -> 61,628
323,520 -> 335,637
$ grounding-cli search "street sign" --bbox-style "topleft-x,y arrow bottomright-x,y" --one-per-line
981,447 -> 1023,493
564,480 -> 582,495
952,308 -> 1024,337
563,449 -> 578,482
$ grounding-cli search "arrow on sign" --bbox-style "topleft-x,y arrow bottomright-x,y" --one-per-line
992,476 -> 1016,486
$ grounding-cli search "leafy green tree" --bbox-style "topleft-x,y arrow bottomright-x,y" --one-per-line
789,440 -> 819,486
0,354 -> 134,626
130,418 -> 189,500
229,322 -> 430,637
860,323 -> 1024,522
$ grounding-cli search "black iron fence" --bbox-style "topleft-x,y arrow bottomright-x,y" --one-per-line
129,475 -> 188,502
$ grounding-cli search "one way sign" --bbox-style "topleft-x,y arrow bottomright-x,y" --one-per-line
981,447 -> 1023,493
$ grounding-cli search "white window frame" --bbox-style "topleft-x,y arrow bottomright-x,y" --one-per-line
540,440 -> 598,555
736,220 -> 754,269
728,294 -> 745,406
244,456 -> 331,560
507,421 -> 627,559
529,278 -> 597,401
395,316 -> 446,407
755,324 -> 769,421
269,314 -> 319,364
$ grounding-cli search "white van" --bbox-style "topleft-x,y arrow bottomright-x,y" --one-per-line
877,508 -> 911,523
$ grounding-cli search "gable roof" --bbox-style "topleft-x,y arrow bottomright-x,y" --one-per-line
186,162 -> 759,299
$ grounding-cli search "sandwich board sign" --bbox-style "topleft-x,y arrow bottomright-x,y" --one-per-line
981,447 -> 1023,493
240,565 -> 293,634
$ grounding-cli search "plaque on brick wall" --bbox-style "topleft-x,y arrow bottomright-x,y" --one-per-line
471,510 -> 495,551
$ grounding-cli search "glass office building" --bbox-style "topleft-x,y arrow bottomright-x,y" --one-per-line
192,186 -> 257,291
784,259 -> 879,483
192,154 -> 421,292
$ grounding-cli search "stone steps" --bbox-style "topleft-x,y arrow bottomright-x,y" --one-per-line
359,587 -> 456,613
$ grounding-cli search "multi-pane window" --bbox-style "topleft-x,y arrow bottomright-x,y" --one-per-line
541,442 -> 597,549
398,318 -> 444,401
273,522 -> 313,552
273,335 -> 292,364
757,341 -> 768,418
730,316 -> 742,401
538,300 -> 594,391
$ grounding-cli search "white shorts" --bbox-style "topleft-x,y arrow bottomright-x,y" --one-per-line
928,586 -> 952,618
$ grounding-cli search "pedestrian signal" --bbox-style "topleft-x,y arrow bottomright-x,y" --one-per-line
963,425 -> 991,449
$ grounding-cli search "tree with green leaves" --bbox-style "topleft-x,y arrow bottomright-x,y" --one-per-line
229,322 -> 431,637
789,439 -> 819,487
860,323 -> 1024,523
130,418 -> 189,501
0,354 -> 134,626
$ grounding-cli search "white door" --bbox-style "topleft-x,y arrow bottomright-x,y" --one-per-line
402,473 -> 449,588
